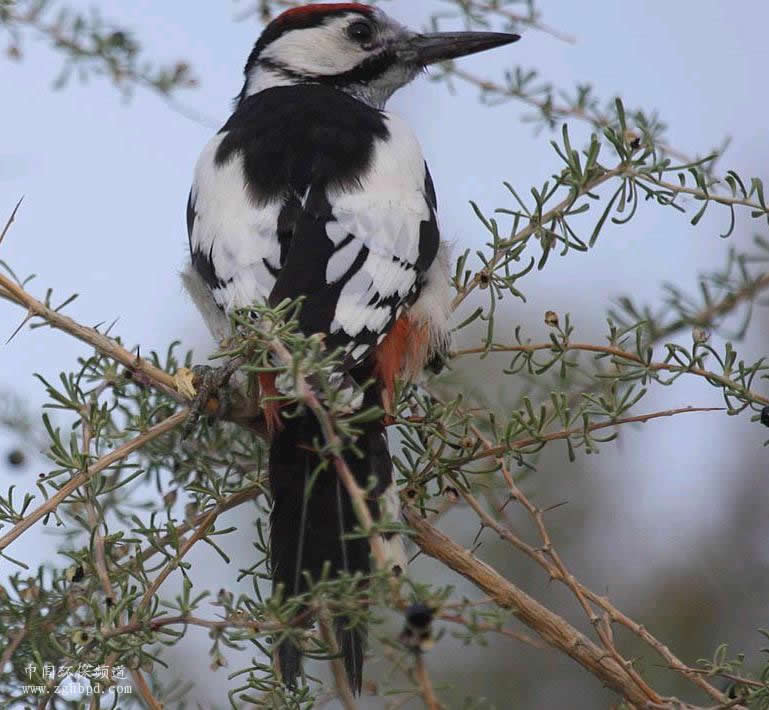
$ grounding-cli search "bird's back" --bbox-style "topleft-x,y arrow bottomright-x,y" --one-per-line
188,83 -> 439,367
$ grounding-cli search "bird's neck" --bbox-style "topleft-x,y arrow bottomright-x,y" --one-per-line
238,62 -> 391,110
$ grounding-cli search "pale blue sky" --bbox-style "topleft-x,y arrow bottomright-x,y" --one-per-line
2,2 -> 769,705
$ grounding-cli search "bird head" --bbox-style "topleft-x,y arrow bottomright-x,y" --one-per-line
238,3 -> 519,108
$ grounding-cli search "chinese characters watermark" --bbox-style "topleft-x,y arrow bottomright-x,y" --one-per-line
21,663 -> 132,697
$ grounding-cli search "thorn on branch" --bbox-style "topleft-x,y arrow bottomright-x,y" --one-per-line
0,195 -> 24,246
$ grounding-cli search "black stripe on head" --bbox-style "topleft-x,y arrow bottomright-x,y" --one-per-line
318,50 -> 398,86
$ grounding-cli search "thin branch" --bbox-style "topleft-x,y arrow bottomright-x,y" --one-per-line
0,266 -> 267,432
102,613 -> 282,639
318,608 -> 359,710
0,411 -> 187,552
447,67 -> 692,164
4,6 -> 197,95
683,667 -> 768,691
81,417 -> 114,604
453,341 -> 769,407
126,483 -> 266,567
451,166 -> 623,310
265,337 -> 389,570
461,416 -> 731,705
652,272 -> 769,342
100,498 -> 233,689
417,389 -> 730,703
502,458 -> 726,704
632,169 -> 767,212
438,613 -> 545,649
413,654 -> 443,710
478,406 -> 723,460
471,0 -> 576,44
445,470 -> 659,701
131,503 -> 220,617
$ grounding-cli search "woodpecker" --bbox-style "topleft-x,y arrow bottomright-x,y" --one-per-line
183,2 -> 518,692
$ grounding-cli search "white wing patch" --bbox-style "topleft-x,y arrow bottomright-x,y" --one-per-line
325,114 -> 430,353
326,237 -> 358,284
189,132 -> 282,315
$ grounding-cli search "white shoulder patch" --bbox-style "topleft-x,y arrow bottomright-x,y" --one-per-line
189,133 -> 282,314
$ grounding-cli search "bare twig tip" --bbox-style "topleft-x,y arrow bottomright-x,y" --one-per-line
0,196 -> 24,246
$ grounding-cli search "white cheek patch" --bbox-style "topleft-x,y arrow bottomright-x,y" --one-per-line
261,17 -> 369,77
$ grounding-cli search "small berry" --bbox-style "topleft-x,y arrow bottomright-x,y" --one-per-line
405,603 -> 434,631
7,449 -> 25,467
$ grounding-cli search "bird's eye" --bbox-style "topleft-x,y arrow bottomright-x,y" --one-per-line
347,20 -> 374,43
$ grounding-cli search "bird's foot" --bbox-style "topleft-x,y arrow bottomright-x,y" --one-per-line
178,361 -> 241,438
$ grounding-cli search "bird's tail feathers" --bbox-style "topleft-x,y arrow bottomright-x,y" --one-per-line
268,405 -> 393,693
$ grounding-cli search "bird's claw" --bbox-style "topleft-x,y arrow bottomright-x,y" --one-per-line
181,362 -> 239,438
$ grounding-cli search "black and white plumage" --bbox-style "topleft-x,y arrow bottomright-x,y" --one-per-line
183,3 -> 518,692
189,84 -> 438,364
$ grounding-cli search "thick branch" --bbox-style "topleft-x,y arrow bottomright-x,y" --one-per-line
0,270 -> 182,401
0,269 -> 267,432
404,508 -> 661,707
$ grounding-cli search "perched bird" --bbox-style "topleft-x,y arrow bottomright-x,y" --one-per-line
183,2 -> 518,693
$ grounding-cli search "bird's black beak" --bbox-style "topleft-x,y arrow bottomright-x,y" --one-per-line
396,31 -> 520,67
